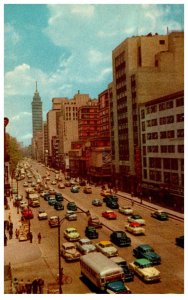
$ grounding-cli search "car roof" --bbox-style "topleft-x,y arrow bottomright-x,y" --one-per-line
99,240 -> 111,245
135,258 -> 151,266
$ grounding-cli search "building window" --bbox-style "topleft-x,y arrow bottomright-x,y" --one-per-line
163,158 -> 170,170
142,134 -> 146,144
159,39 -> 165,45
176,113 -> 184,122
176,97 -> 184,107
168,145 -> 175,153
177,129 -> 184,138
141,109 -> 145,119
178,145 -> 184,153
143,169 -> 147,179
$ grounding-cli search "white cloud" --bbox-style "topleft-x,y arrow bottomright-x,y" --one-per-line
71,5 -> 95,17
4,23 -> 20,45
11,112 -> 32,122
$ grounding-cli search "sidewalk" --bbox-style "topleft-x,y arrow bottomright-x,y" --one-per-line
116,190 -> 184,221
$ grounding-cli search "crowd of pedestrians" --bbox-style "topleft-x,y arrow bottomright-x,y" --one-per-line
13,277 -> 45,294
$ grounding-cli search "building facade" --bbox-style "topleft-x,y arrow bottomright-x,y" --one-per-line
111,31 -> 184,201
31,82 -> 43,137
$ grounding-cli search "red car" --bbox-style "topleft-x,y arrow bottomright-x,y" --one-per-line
22,207 -> 34,219
102,210 -> 117,220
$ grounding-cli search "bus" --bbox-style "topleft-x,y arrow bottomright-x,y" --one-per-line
80,252 -> 131,294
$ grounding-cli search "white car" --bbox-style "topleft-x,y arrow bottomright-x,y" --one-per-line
61,242 -> 81,261
119,206 -> 133,215
23,182 -> 29,187
38,209 -> 48,220
20,201 -> 28,209
129,258 -> 160,282
76,238 -> 96,254
65,210 -> 77,221
127,214 -> 145,225
125,222 -> 145,235
95,240 -> 118,258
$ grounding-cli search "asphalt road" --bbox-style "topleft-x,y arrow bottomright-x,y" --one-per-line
4,160 -> 184,294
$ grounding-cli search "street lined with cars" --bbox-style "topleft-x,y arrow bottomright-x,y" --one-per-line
4,159 -> 184,294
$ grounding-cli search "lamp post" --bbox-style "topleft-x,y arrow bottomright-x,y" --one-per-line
57,210 -> 90,294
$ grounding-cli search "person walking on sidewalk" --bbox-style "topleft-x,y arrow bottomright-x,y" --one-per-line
15,228 -> 19,239
37,232 -> 41,244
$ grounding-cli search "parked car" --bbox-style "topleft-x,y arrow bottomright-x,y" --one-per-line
65,210 -> 77,221
125,222 -> 145,235
95,240 -> 118,258
38,208 -> 48,220
64,227 -> 80,242
151,210 -> 169,221
51,180 -> 57,185
58,183 -> 65,189
65,182 -> 71,187
44,193 -> 50,201
55,193 -> 64,201
110,256 -> 134,282
67,202 -> 77,211
102,210 -> 117,220
119,206 -> 133,215
133,244 -> 161,265
76,238 -> 96,254
129,258 -> 160,282
110,231 -> 131,247
127,214 -> 145,225
176,235 -> 184,248
15,194 -> 23,201
85,226 -> 99,239
20,201 -> 28,209
61,242 -> 81,261
71,186 -> 79,193
48,198 -> 57,206
54,202 -> 64,210
100,190 -> 111,197
92,199 -> 102,206
23,182 -> 29,187
83,186 -> 92,194
48,216 -> 59,227
88,215 -> 102,228
30,199 -> 40,207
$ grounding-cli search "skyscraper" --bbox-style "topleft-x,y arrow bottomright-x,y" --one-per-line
32,82 -> 43,137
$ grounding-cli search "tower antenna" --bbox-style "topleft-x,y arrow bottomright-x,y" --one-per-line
36,81 -> 38,92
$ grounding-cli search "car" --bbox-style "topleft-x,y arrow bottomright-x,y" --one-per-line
102,210 -> 117,220
65,210 -> 77,221
92,199 -> 102,206
79,180 -> 86,186
64,227 -> 80,241
51,180 -> 57,185
65,182 -> 71,187
76,238 -> 96,254
31,182 -> 36,187
85,226 -> 99,239
127,214 -> 145,225
48,216 -> 59,227
103,194 -> 118,203
30,199 -> 40,207
67,202 -> 77,211
23,182 -> 29,187
22,207 -> 34,219
48,198 -> 57,206
106,198 -> 119,209
100,190 -> 111,197
20,201 -> 28,209
15,194 -> 23,201
88,215 -> 102,228
95,240 -> 118,258
119,206 -> 133,215
61,242 -> 81,261
129,258 -> 160,282
110,231 -> 131,247
176,235 -> 184,248
125,222 -> 145,235
38,208 -> 48,220
54,202 -> 64,210
71,186 -> 79,193
83,186 -> 92,194
151,210 -> 169,221
106,280 -> 131,294
44,193 -> 50,201
55,193 -> 64,201
133,244 -> 161,265
110,256 -> 134,282
58,183 -> 65,189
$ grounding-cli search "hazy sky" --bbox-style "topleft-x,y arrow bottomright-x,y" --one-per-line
4,2 -> 184,145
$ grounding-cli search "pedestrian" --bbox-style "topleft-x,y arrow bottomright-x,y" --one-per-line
32,278 -> 38,294
25,279 -> 32,294
9,221 -> 13,230
37,232 -> 41,244
9,228 -> 13,239
6,221 -> 10,231
131,199 -> 134,207
38,278 -> 44,294
17,279 -> 26,294
4,234 -> 7,246
29,232 -> 33,243
8,212 -> 11,221
15,228 -> 19,239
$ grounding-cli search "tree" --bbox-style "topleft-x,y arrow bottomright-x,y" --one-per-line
6,133 -> 23,174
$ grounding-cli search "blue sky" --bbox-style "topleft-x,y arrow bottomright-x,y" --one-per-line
4,3 -> 184,146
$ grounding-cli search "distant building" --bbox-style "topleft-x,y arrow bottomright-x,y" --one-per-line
110,31 -> 184,202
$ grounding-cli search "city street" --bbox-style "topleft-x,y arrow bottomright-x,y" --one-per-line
4,161 -> 184,294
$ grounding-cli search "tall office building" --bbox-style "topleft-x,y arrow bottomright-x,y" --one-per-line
32,82 -> 43,137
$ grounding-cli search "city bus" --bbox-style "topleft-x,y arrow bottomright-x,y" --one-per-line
80,252 -> 130,293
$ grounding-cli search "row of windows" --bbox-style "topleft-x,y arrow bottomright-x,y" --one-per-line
145,145 -> 183,154
143,170 -> 183,186
142,114 -> 183,130
143,129 -> 184,141
142,157 -> 183,171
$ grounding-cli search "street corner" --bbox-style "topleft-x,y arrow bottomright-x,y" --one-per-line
4,241 -> 42,265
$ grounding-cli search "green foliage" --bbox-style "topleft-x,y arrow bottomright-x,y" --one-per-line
6,133 -> 23,174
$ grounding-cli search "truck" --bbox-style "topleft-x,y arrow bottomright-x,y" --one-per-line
80,252 -> 131,294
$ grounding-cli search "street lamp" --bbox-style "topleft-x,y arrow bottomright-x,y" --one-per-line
57,210 -> 90,294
